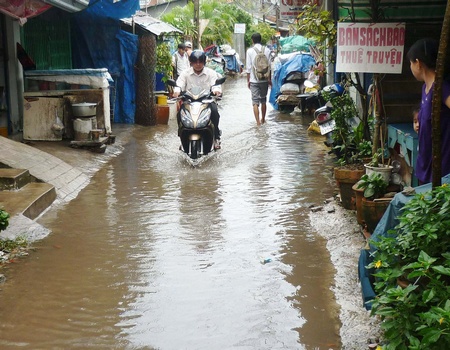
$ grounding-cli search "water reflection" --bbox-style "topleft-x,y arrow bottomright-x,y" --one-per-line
0,76 -> 341,350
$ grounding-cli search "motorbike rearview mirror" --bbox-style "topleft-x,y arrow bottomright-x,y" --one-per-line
166,79 -> 177,87
214,77 -> 226,86
304,80 -> 314,88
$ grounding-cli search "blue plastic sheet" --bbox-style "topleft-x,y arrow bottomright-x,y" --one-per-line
115,30 -> 139,124
86,0 -> 140,21
269,53 -> 316,110
71,5 -> 139,123
223,54 -> 241,73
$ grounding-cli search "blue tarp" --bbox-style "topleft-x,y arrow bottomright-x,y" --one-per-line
115,30 -> 139,123
223,54 -> 242,73
86,0 -> 140,20
269,53 -> 316,110
71,2 -> 139,123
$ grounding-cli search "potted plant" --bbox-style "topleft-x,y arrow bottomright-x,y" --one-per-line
329,90 -> 368,210
364,147 -> 393,184
368,184 -> 450,349
355,173 -> 391,234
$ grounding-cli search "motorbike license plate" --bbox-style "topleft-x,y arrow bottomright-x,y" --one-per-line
319,120 -> 336,135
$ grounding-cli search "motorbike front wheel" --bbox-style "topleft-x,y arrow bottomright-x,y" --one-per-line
190,140 -> 199,159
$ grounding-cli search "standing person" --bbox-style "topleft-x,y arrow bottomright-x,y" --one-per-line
407,38 -> 450,184
246,33 -> 271,126
412,105 -> 420,134
172,50 -> 223,149
184,41 -> 193,57
172,43 -> 189,80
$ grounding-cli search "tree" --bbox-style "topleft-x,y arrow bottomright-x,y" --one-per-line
431,0 -> 450,187
161,0 -> 253,48
294,2 -> 372,144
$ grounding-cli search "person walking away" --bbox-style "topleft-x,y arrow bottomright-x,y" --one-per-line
172,50 -> 223,150
172,43 -> 189,80
246,33 -> 271,126
406,38 -> 450,184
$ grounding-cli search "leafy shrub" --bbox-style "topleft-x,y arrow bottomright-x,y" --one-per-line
357,173 -> 388,199
368,184 -> 450,349
0,209 -> 9,231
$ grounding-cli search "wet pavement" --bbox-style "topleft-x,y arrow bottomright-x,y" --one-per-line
0,76 -> 355,349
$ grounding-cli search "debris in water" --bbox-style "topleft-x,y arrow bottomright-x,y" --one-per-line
310,206 -> 323,212
261,257 -> 272,264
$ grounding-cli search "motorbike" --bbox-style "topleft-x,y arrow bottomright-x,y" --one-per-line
167,77 -> 226,160
305,81 -> 345,146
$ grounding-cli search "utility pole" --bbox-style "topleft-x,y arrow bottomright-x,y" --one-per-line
194,0 -> 200,48
262,0 -> 265,23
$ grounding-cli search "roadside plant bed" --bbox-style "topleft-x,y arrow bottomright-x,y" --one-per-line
368,184 -> 450,349
0,237 -> 30,265
334,163 -> 365,210
0,209 -> 29,267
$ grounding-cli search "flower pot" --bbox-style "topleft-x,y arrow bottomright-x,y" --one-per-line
352,183 -> 365,225
361,197 -> 391,234
364,164 -> 393,184
334,166 -> 365,210
155,105 -> 169,125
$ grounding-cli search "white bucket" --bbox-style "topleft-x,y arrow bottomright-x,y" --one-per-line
364,164 -> 393,184
73,117 -> 95,141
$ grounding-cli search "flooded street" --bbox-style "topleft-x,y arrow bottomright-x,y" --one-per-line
0,76 -> 343,349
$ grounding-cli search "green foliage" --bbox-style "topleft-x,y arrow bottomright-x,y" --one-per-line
156,43 -> 173,83
248,22 -> 277,47
0,236 -> 27,252
357,139 -> 373,159
367,147 -> 389,167
294,4 -> 337,64
323,90 -> 362,165
0,209 -> 9,231
161,1 -> 253,49
357,173 -> 388,199
368,184 -> 450,349
161,3 -> 197,41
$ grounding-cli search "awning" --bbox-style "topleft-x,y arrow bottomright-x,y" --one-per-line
0,0 -> 51,21
42,0 -> 89,13
121,11 -> 182,36
0,0 -> 88,23
338,0 -> 446,22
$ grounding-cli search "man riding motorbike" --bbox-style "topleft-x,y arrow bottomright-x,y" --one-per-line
173,50 -> 223,150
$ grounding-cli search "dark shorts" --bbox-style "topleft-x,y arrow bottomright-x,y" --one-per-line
250,82 -> 269,105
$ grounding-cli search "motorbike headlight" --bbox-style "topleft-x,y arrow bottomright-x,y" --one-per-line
197,108 -> 212,128
180,109 -> 194,128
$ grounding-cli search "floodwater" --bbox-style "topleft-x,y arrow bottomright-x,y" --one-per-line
0,76 -> 341,349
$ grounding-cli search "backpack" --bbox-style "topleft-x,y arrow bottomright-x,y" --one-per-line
252,46 -> 270,81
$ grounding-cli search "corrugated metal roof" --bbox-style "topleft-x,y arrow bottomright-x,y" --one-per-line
121,11 -> 182,36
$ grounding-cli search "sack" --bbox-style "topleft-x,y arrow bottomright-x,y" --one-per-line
252,46 -> 270,81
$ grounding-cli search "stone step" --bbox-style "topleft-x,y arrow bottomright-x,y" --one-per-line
0,182 -> 56,220
0,168 -> 33,190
